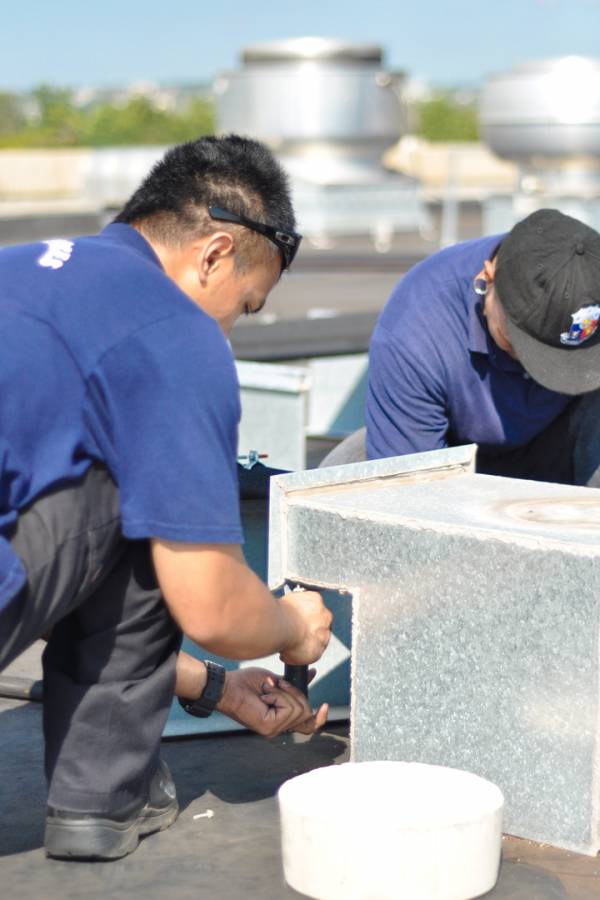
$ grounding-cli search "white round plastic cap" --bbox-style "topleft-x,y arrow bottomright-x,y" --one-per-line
278,760 -> 504,900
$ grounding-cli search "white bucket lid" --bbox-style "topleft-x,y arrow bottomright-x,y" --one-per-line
279,761 -> 504,900
279,760 -> 504,827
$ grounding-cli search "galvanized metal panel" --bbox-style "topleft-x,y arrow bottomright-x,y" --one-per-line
268,447 -> 600,854
268,445 -> 476,588
237,361 -> 309,472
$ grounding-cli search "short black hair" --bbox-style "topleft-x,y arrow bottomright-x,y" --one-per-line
114,135 -> 296,269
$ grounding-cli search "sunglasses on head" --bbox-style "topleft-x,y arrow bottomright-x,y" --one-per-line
208,206 -> 302,271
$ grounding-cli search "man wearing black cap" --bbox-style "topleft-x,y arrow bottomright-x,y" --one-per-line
332,209 -> 600,486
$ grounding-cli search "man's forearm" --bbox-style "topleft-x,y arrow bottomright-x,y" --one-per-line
152,539 -> 301,659
153,540 -> 329,664
192,566 -> 300,659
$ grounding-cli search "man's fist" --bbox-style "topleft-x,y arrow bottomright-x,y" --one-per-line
217,667 -> 328,738
279,590 -> 333,665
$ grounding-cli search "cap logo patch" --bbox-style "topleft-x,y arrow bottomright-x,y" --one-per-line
560,305 -> 600,346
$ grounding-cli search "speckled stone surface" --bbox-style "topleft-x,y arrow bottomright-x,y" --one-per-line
270,454 -> 600,855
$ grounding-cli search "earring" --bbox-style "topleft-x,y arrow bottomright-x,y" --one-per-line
473,276 -> 489,296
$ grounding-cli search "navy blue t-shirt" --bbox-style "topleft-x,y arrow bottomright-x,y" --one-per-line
0,224 -> 243,611
366,235 -> 571,460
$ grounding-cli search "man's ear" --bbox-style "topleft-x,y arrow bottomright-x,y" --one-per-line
483,257 -> 497,282
196,232 -> 235,284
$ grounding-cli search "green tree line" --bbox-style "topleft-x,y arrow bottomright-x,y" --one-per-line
0,85 -> 478,148
0,86 -> 215,148
415,94 -> 479,142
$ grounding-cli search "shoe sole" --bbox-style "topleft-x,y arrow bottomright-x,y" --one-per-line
44,799 -> 179,861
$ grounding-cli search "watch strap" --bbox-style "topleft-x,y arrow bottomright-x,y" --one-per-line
178,660 -> 226,718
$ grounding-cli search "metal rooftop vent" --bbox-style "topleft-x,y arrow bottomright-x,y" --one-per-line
215,37 -> 429,248
480,56 -> 600,232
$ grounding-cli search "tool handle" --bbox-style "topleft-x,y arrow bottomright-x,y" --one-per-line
283,584 -> 310,697
283,663 -> 309,697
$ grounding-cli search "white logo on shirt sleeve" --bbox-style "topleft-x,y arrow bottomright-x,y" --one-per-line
37,239 -> 74,270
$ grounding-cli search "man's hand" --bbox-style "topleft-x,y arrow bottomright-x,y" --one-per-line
174,651 -> 328,737
279,590 -> 333,665
217,667 -> 328,738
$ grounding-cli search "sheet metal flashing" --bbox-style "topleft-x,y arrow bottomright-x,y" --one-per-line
236,360 -> 310,394
268,444 -> 476,589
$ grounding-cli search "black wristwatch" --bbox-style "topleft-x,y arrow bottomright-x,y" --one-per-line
178,660 -> 226,718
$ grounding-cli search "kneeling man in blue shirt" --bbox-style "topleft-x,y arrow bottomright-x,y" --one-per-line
336,209 -> 600,487
0,136 -> 332,861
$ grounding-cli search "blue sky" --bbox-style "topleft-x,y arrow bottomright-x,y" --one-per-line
1,0 -> 599,91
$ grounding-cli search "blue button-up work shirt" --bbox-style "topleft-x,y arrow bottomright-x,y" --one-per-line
0,224 -> 243,611
366,235 -> 571,460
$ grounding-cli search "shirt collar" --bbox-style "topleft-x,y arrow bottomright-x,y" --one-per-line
468,296 -> 489,355
99,223 -> 164,270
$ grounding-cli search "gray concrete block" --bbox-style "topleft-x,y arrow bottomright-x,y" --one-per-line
268,447 -> 600,855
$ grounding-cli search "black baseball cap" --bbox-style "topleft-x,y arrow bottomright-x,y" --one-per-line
494,209 -> 600,395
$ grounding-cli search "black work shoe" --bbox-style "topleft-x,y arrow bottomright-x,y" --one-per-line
44,759 -> 179,861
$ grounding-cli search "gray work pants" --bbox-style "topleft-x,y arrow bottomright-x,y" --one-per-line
320,391 -> 600,488
0,465 -> 181,813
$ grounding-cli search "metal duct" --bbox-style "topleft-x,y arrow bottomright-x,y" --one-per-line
480,56 -> 600,230
215,37 -> 427,244
481,56 -> 600,163
215,36 -> 405,184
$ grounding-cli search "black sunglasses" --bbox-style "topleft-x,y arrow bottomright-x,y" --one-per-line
208,206 -> 302,271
